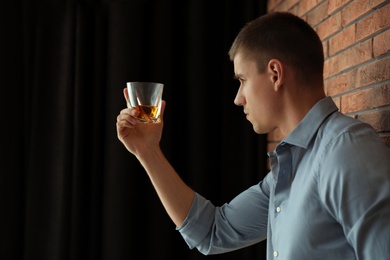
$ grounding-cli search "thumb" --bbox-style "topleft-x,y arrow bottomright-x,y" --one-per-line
123,87 -> 130,107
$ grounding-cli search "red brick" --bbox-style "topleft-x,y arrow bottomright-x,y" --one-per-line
328,0 -> 350,15
271,0 -> 300,12
333,96 -> 342,110
307,1 -> 329,27
298,0 -> 318,16
329,25 -> 356,55
286,4 -> 300,17
341,0 -> 385,27
356,4 -> 390,41
317,12 -> 342,40
323,41 -> 329,58
324,39 -> 372,78
373,29 -> 390,57
357,109 -> 390,132
268,0 -> 285,12
341,84 -> 390,113
357,57 -> 390,87
324,69 -> 357,96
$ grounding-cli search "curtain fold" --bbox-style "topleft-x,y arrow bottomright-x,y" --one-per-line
0,0 -> 268,259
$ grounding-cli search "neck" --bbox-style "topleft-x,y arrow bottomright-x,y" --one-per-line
277,86 -> 325,137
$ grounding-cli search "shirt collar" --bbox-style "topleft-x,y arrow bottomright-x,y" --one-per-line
282,96 -> 339,149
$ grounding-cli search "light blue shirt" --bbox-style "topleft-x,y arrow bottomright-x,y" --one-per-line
177,97 -> 390,259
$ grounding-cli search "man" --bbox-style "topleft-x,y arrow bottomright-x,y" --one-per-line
116,11 -> 390,259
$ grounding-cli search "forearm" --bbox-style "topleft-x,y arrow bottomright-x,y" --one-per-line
136,147 -> 195,227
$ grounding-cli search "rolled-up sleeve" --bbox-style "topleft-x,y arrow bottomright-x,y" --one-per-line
177,175 -> 271,255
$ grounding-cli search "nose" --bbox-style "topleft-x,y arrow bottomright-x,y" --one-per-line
234,86 -> 244,106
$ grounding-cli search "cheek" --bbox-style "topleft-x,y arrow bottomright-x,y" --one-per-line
249,89 -> 274,119
248,86 -> 266,107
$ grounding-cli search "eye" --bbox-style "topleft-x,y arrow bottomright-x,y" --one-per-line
233,75 -> 245,89
238,77 -> 245,87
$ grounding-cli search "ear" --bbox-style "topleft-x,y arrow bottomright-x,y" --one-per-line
268,59 -> 284,91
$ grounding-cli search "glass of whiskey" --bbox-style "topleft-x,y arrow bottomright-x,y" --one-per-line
126,81 -> 164,123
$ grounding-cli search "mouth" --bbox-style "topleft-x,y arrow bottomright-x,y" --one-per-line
244,112 -> 249,120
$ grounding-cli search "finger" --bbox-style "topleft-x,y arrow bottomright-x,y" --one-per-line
117,111 -> 138,128
117,118 -> 136,129
119,107 -> 139,117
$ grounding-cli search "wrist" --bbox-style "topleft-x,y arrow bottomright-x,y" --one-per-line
136,145 -> 163,164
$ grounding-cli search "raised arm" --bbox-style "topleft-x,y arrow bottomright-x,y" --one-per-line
116,88 -> 195,227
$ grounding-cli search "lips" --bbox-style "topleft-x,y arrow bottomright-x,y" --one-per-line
245,112 -> 249,120
243,108 -> 249,119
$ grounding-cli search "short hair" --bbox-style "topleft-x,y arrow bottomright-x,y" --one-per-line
228,12 -> 324,85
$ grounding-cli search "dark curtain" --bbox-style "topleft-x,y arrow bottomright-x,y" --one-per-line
0,0 -> 268,259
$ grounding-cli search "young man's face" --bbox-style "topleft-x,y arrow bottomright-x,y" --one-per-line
233,52 -> 280,134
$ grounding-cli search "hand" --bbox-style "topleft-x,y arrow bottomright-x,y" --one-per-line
116,87 -> 166,156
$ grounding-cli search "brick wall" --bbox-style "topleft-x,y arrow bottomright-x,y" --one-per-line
266,0 -> 390,154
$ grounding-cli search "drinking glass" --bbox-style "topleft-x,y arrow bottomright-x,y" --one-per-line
126,81 -> 164,123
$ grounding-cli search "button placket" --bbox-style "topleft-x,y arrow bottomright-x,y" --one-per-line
271,143 -> 292,259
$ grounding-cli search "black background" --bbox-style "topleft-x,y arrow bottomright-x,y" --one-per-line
0,0 -> 269,259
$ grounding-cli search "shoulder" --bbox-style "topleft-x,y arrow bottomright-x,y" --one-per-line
314,111 -> 390,202
314,111 -> 390,193
321,112 -> 376,140
315,111 -> 388,161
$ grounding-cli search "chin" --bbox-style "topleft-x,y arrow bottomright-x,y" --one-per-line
252,126 -> 262,134
252,125 -> 268,135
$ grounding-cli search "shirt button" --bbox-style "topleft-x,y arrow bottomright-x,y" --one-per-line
274,251 -> 279,257
276,206 -> 281,213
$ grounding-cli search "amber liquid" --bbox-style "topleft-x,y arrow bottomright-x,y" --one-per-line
133,105 -> 160,123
